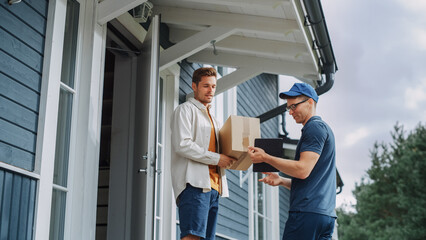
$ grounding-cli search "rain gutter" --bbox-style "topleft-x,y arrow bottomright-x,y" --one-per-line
257,0 -> 337,123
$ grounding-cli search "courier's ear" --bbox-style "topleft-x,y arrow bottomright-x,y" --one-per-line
308,98 -> 317,109
192,82 -> 197,92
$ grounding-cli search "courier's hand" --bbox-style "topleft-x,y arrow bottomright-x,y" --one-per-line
218,154 -> 237,168
259,172 -> 282,187
247,146 -> 268,163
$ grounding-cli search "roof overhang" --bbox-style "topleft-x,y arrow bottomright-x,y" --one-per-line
100,0 -> 336,95
151,0 -> 322,95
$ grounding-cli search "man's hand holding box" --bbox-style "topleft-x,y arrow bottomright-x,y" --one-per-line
219,115 -> 261,170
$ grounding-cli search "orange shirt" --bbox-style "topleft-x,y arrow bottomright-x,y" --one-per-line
207,109 -> 221,194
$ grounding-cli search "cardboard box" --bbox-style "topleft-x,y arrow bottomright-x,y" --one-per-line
219,115 -> 261,171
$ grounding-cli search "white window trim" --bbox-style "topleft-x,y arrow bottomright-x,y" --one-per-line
33,0 -> 68,238
63,0 -> 87,238
212,67 -> 237,124
239,166 -> 252,188
0,162 -> 40,179
248,171 -> 280,240
270,186 -> 280,239
31,0 -> 106,239
216,232 -> 239,240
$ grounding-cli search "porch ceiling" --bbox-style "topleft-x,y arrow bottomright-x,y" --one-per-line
149,0 -> 322,94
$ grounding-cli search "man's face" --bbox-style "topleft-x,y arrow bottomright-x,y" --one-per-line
286,96 -> 311,125
192,76 -> 217,105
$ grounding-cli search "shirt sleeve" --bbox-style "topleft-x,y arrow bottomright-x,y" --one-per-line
299,121 -> 328,155
171,104 -> 220,165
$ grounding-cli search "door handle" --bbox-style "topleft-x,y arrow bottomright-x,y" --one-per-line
138,168 -> 161,174
138,154 -> 161,174
138,154 -> 149,174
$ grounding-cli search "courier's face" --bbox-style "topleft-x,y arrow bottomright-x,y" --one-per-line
287,96 -> 311,125
192,76 -> 217,106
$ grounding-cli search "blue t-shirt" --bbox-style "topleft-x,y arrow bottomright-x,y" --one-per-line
289,116 -> 337,217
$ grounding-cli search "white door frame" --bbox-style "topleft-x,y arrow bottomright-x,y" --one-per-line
159,64 -> 181,240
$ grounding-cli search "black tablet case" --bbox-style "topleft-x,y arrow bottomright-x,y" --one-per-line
253,138 -> 282,172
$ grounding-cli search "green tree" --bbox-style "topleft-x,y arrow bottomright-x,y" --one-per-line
337,123 -> 426,240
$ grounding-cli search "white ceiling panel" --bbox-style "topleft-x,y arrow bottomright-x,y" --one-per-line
149,0 -> 323,88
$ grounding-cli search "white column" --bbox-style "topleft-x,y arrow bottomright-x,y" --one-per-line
68,0 -> 107,238
160,64 -> 181,240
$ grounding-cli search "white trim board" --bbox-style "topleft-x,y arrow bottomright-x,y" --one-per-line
33,0 -> 68,238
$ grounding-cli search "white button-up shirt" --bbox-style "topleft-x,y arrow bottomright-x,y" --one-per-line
170,97 -> 229,201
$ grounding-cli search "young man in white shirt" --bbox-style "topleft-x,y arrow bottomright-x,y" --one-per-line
171,67 -> 236,240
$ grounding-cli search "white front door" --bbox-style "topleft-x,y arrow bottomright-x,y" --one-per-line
131,15 -> 161,240
106,15 -> 161,240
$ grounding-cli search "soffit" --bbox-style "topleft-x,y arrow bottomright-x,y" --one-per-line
150,0 -> 321,88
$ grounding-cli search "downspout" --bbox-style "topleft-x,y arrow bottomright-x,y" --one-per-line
257,0 -> 337,123
303,0 -> 337,96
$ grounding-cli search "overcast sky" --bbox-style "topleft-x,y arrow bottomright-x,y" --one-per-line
280,0 -> 426,210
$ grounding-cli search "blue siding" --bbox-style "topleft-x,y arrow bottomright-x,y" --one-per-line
178,60 -> 202,104
0,6 -> 46,55
0,0 -> 48,171
0,1 -> 48,239
217,170 -> 249,239
237,73 -> 279,138
0,168 -> 37,240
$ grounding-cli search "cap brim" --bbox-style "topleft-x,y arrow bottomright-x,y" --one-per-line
279,91 -> 302,99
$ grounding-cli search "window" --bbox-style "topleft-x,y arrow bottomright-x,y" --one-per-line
252,173 -> 274,240
154,77 -> 165,239
49,0 -> 80,239
210,66 -> 237,123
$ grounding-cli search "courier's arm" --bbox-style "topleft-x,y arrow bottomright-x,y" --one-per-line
248,147 -> 319,179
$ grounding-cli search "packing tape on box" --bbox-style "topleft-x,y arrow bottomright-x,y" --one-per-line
239,152 -> 248,162
242,117 -> 250,150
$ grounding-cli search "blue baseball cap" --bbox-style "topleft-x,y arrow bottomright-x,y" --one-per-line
279,83 -> 319,102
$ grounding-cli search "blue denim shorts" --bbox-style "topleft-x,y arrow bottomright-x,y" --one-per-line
177,184 -> 219,239
282,212 -> 336,240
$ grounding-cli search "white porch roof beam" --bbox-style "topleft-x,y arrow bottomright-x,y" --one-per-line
187,50 -> 320,80
97,0 -> 146,25
159,26 -> 235,71
169,28 -> 309,61
215,68 -> 261,95
153,6 -> 299,35
181,0 -> 291,8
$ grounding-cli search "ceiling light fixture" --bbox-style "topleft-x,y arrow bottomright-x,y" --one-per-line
132,1 -> 153,23
210,40 -> 218,56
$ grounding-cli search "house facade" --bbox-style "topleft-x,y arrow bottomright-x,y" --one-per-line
0,0 -> 338,239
